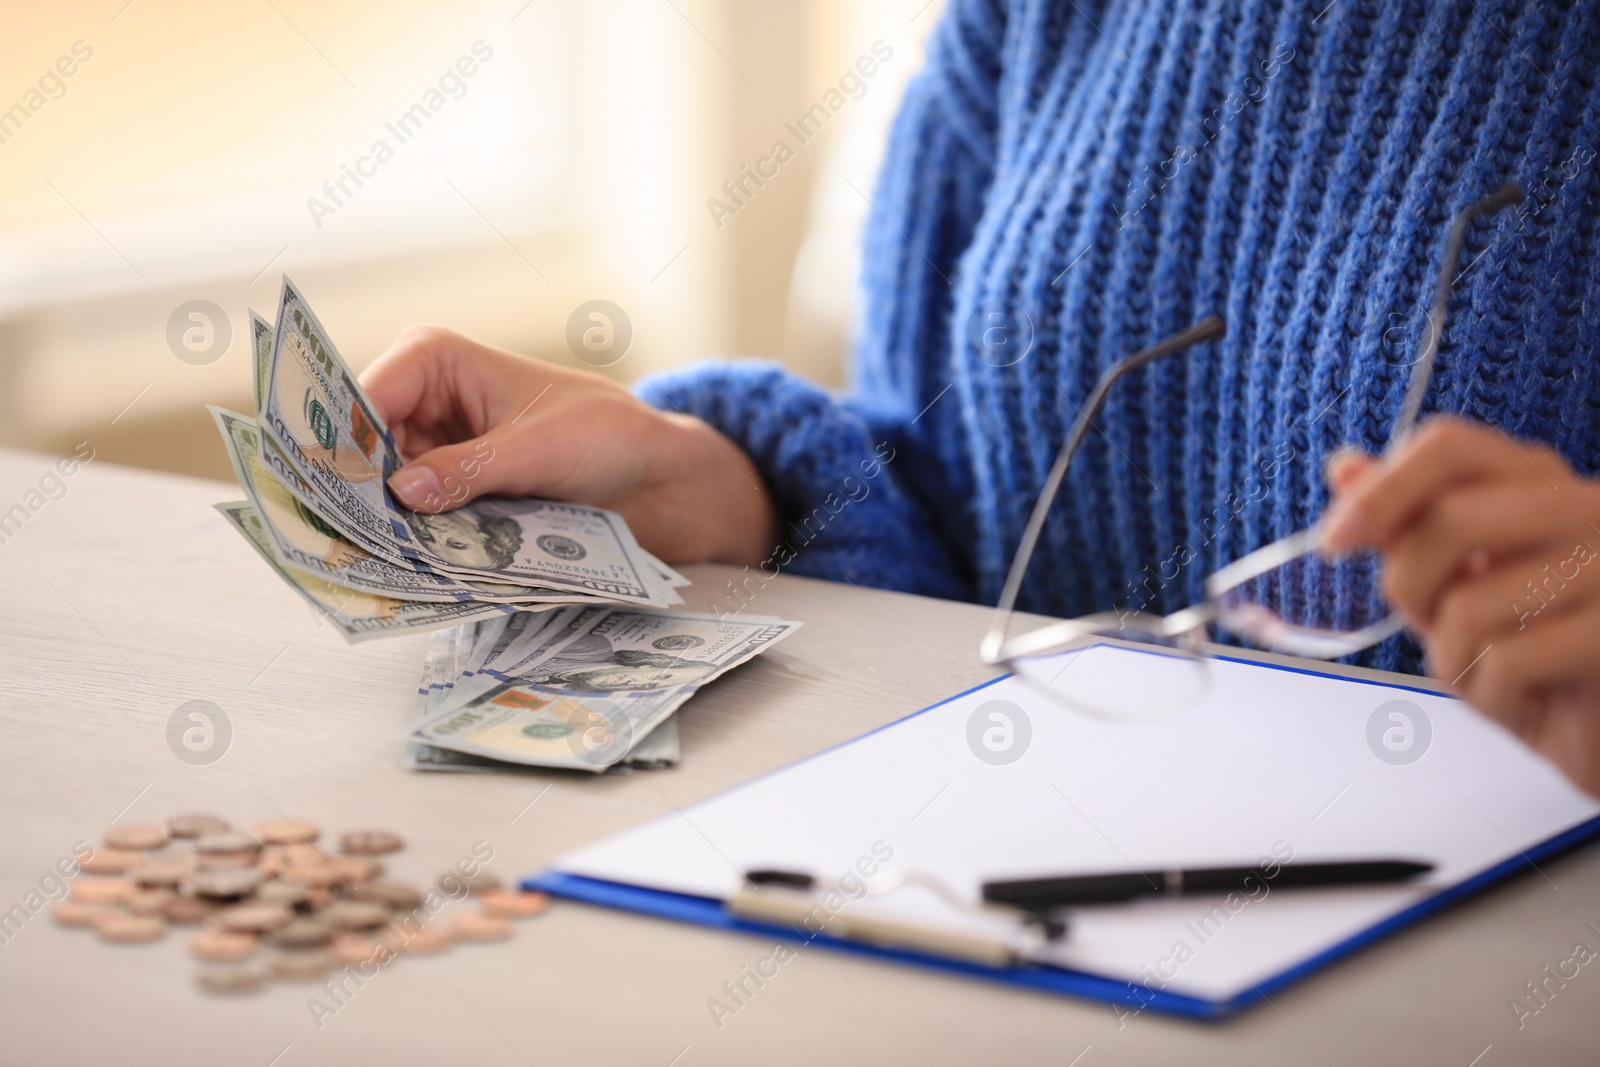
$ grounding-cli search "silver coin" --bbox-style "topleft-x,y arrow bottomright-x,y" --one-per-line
270,917 -> 334,949
195,832 -> 262,854
320,900 -> 390,930
185,868 -> 263,899
134,857 -> 194,888
168,814 -> 230,839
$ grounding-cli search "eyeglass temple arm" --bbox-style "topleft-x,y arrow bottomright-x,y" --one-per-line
1391,181 -> 1523,448
982,315 -> 1227,662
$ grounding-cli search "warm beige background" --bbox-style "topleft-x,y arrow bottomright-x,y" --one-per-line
0,0 -> 938,479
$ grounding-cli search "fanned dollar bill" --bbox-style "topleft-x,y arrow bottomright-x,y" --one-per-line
213,406 -> 489,603
257,277 -> 681,604
217,503 -> 510,640
249,310 -> 272,414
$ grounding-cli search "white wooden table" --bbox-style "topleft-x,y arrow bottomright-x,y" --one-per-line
0,447 -> 1596,1066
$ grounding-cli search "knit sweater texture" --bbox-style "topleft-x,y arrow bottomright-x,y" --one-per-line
638,0 -> 1600,675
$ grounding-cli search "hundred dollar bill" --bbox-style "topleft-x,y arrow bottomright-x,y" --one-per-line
612,713 -> 681,769
410,608 -> 799,768
406,627 -> 499,772
409,495 -> 682,604
259,277 -> 677,603
405,628 -> 680,772
455,608 -> 565,685
409,684 -> 695,772
250,310 -> 272,415
213,405 -> 479,602
479,608 -> 802,695
210,406 -> 601,607
407,713 -> 682,772
216,502 -> 509,641
436,605 -> 609,711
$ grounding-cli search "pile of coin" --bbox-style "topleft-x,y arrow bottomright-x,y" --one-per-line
53,814 -> 548,995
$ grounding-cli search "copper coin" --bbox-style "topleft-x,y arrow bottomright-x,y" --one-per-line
283,864 -> 341,887
79,849 -> 144,875
328,857 -> 381,883
127,889 -> 175,917
271,917 -> 333,949
95,913 -> 166,943
346,882 -> 424,911
255,820 -> 320,845
190,929 -> 260,961
195,832 -> 262,854
169,813 -> 230,839
440,871 -> 500,895
330,932 -> 386,965
256,847 -> 286,878
269,949 -> 334,982
338,831 -> 403,856
160,895 -> 216,924
71,879 -> 135,905
52,902 -> 116,927
196,965 -> 262,995
303,887 -> 333,909
104,824 -> 170,851
283,844 -> 326,867
218,903 -> 294,932
397,927 -> 452,955
134,857 -> 193,888
186,868 -> 263,899
321,901 -> 389,930
478,890 -> 549,919
256,881 -> 309,908
450,915 -> 511,942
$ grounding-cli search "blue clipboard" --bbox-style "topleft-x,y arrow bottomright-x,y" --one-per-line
523,651 -> 1600,1019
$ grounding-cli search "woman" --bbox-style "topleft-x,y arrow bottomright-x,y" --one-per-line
362,0 -> 1600,794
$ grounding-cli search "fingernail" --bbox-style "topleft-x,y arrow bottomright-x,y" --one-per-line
1324,447 -> 1358,480
388,465 -> 441,509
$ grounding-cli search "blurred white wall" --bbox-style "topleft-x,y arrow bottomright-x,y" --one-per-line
0,0 -> 937,479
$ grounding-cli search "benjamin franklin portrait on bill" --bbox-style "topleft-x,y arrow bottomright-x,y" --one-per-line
407,507 -> 522,572
511,629 -> 717,693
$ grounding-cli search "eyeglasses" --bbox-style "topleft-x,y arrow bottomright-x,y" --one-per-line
980,182 -> 1524,720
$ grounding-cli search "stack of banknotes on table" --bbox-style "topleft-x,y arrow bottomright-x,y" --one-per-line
209,278 -> 802,771
407,607 -> 800,773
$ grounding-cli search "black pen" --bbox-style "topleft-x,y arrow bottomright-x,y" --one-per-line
982,860 -> 1434,909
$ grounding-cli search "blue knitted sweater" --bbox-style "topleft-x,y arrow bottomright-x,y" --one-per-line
639,0 -> 1600,675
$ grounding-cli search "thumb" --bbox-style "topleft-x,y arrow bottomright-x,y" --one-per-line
1325,447 -> 1377,498
386,436 -> 513,513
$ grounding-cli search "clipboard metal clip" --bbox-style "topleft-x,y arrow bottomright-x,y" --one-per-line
726,868 -> 1066,968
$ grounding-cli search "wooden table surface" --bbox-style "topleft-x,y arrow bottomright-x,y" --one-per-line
0,447 -> 1596,1066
